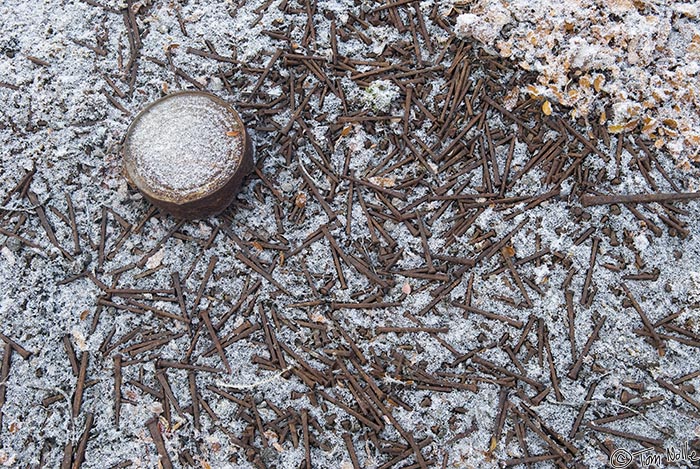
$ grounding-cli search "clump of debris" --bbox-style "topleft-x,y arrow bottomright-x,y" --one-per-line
454,0 -> 700,163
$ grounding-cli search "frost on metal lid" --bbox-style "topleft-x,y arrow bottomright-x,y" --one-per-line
124,92 -> 244,204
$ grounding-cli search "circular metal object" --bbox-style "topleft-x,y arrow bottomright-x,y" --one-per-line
122,91 -> 253,219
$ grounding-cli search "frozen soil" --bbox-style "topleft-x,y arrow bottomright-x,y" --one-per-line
1,0 -> 700,468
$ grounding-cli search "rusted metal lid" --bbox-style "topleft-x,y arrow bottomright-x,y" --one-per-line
122,91 -> 253,219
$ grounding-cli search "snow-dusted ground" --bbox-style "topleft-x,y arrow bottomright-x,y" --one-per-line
1,0 -> 700,468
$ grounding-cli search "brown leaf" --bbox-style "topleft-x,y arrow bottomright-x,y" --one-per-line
593,74 -> 605,92
368,176 -> 396,188
542,100 -> 552,116
310,312 -> 328,324
295,192 -> 307,208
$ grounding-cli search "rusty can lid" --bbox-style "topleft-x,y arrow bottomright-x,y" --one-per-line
123,91 -> 253,219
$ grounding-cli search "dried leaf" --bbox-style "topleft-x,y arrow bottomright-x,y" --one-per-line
368,176 -> 396,188
295,192 -> 307,208
310,312 -> 328,324
624,119 -> 640,130
542,100 -> 552,116
663,118 -> 678,129
226,130 -> 240,137
146,248 -> 165,270
488,435 -> 498,452
170,420 -> 183,432
72,330 -> 86,351
503,87 -> 520,111
252,241 -> 264,252
579,75 -> 591,89
525,84 -> 539,96
608,123 -> 626,134
593,74 -> 605,92
642,118 -> 657,135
